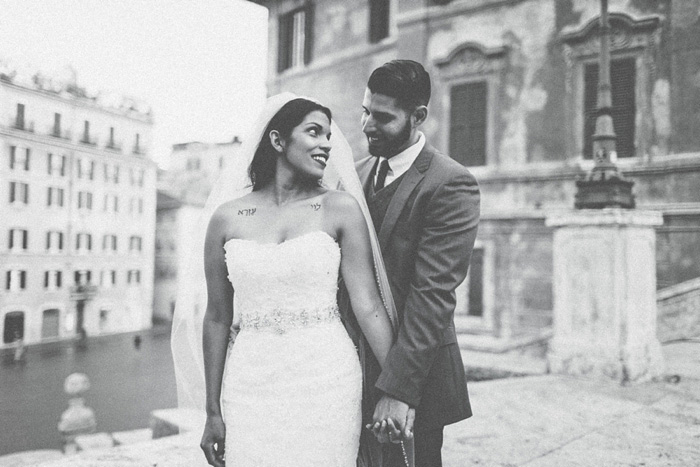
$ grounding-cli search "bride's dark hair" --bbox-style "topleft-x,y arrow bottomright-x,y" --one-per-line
250,98 -> 332,191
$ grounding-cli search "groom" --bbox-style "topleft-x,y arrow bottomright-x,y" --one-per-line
359,60 -> 480,466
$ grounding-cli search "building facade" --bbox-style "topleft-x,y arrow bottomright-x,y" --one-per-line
160,138 -> 242,205
153,138 -> 241,322
251,0 -> 700,346
0,67 -> 157,348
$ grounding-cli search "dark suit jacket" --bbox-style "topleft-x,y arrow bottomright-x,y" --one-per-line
357,143 -> 480,431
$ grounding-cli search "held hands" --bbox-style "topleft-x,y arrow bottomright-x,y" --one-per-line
201,414 -> 226,467
366,395 -> 415,444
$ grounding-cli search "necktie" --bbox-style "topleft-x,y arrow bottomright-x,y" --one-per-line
374,159 -> 390,191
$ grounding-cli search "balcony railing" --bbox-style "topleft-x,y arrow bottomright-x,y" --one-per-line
46,125 -> 72,140
6,117 -> 35,133
80,135 -> 97,146
106,140 -> 123,152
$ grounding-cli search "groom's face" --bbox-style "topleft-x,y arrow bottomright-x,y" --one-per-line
361,89 -> 413,159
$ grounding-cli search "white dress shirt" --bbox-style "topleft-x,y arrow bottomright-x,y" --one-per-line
374,132 -> 426,188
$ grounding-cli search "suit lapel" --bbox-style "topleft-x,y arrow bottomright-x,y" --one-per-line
378,146 -> 434,250
356,156 -> 378,195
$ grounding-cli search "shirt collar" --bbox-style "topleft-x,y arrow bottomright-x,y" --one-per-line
385,132 -> 425,176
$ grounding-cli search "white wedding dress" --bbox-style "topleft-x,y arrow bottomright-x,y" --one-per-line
221,230 -> 362,467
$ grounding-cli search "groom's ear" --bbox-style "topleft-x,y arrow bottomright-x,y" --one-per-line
412,105 -> 428,128
269,130 -> 285,153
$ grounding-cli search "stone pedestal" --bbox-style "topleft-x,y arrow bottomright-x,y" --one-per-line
545,209 -> 664,383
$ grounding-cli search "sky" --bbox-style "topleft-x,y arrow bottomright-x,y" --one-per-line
0,0 -> 268,168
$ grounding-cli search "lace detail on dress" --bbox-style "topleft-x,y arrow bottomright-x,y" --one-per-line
221,230 -> 361,467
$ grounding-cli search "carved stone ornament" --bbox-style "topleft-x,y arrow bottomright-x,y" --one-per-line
436,42 -> 508,78
561,13 -> 661,79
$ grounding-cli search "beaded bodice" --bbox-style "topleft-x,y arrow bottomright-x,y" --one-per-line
224,231 -> 341,334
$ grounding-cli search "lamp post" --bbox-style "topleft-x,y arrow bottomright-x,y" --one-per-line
574,0 -> 635,209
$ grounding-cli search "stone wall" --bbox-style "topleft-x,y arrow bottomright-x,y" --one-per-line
657,277 -> 700,343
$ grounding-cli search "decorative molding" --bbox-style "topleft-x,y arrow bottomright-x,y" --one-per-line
436,42 -> 509,78
561,13 -> 662,87
546,209 -> 664,228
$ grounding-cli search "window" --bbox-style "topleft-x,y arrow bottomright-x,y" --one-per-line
46,231 -> 64,252
8,229 -> 28,251
5,270 -> 27,291
134,133 -> 141,154
9,182 -> 29,205
186,158 -> 201,171
450,81 -> 488,167
369,0 -> 390,43
77,159 -> 94,180
129,235 -> 143,252
109,127 -> 115,147
15,103 -> 25,129
76,233 -> 93,252
127,269 -> 141,285
100,270 -> 117,287
83,120 -> 91,143
467,248 -> 484,317
44,271 -> 63,290
583,57 -> 636,159
3,311 -> 25,343
278,4 -> 313,72
102,234 -> 118,252
9,146 -> 30,171
74,270 -> 92,285
47,187 -> 65,207
53,113 -> 62,137
41,308 -> 60,339
103,194 -> 119,213
113,165 -> 120,184
48,153 -> 66,176
78,191 -> 93,210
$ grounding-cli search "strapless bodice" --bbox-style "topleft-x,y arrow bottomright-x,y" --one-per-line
224,231 -> 341,334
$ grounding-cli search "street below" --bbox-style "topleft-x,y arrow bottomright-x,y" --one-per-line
0,326 -> 177,455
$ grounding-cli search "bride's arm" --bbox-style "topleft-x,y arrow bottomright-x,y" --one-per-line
332,192 -> 394,368
201,206 -> 234,467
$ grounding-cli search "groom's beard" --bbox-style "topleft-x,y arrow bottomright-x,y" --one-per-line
367,117 -> 412,159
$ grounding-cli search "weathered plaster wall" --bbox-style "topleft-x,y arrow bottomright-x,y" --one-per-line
425,0 -> 557,165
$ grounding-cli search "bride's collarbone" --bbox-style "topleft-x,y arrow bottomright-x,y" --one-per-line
226,200 -> 333,245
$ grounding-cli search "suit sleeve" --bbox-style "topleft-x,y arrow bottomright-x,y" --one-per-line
375,170 -> 480,406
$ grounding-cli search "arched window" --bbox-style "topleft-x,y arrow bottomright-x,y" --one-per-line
3,311 -> 25,344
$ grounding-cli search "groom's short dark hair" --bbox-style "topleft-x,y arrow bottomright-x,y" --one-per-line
367,60 -> 431,110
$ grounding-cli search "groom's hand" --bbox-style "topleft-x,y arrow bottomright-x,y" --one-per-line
371,395 -> 412,443
201,414 -> 226,467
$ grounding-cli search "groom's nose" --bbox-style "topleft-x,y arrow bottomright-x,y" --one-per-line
362,114 -> 376,135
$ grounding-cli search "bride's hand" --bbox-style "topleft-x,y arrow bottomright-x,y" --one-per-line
201,414 -> 226,467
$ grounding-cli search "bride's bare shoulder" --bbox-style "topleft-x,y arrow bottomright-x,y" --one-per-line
322,190 -> 363,222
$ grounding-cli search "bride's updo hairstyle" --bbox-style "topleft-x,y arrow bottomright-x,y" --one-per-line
250,98 -> 332,191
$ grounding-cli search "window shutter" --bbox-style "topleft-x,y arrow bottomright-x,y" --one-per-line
468,248 -> 485,317
20,271 -> 26,289
25,149 -> 30,171
304,3 -> 314,65
59,189 -> 64,207
6,271 -> 11,290
277,13 -> 292,72
23,184 -> 28,204
369,0 -> 390,44
57,271 -> 62,288
61,155 -> 66,176
44,271 -> 49,288
10,183 -> 15,203
46,231 -> 50,250
22,230 -> 27,250
450,81 -> 488,167
48,153 -> 52,174
9,229 -> 14,250
583,57 -> 636,159
59,232 -> 63,250
87,234 -> 92,251
10,146 -> 16,169
75,271 -> 80,285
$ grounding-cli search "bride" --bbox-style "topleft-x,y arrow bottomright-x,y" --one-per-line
171,94 -> 412,467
